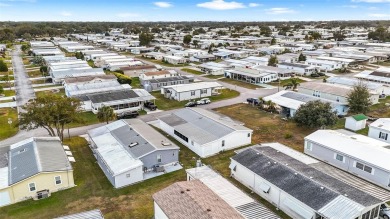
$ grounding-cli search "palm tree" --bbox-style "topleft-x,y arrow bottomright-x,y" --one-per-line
266,100 -> 277,113
97,105 -> 116,124
283,78 -> 301,91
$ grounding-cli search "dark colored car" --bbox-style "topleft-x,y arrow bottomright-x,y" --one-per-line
117,111 -> 139,120
185,101 -> 197,107
381,203 -> 390,219
144,101 -> 157,111
247,98 -> 260,105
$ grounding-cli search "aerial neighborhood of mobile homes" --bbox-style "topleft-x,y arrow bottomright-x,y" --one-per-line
2,20 -> 390,219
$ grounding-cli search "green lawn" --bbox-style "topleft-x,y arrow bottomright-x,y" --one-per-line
152,89 -> 239,111
220,78 -> 261,90
204,74 -> 223,79
2,90 -> 15,97
368,96 -> 390,118
268,78 -> 305,87
181,68 -> 205,75
87,60 -> 96,68
28,70 -> 43,78
377,61 -> 390,67
66,112 -> 100,129
0,107 -> 18,141
35,89 -> 65,98
131,77 -> 142,88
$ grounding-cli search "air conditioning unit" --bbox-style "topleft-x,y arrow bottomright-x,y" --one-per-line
35,190 -> 50,200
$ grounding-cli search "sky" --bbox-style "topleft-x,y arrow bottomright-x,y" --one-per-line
0,0 -> 389,22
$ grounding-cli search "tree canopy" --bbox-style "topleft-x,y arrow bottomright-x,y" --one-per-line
183,35 -> 192,45
294,100 -> 338,128
97,105 -> 116,124
139,32 -> 154,46
268,55 -> 278,67
0,60 -> 8,72
347,82 -> 372,114
19,93 -> 84,140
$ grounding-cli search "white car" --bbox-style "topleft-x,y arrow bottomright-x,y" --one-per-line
196,98 -> 211,105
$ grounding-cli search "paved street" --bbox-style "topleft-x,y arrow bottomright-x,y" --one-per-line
12,45 -> 35,112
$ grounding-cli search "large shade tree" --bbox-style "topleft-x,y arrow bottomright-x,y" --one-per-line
347,82 -> 372,114
294,100 -> 338,128
19,93 -> 83,140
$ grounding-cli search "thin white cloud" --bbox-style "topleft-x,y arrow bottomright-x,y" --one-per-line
60,11 -> 72,17
368,13 -> 390,17
368,6 -> 378,9
265,7 -> 296,14
0,2 -> 11,6
248,3 -> 261,7
116,13 -> 140,18
153,2 -> 173,8
197,0 -> 246,10
352,0 -> 390,2
342,5 -> 359,8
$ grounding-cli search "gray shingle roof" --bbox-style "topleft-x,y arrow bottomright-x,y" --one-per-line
87,89 -> 139,103
8,137 -> 72,185
54,209 -> 104,219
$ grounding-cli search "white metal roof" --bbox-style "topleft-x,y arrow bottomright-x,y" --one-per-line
186,166 -> 279,219
0,167 -> 8,189
318,195 -> 364,219
369,118 -> 390,131
163,82 -> 222,92
305,129 -> 390,172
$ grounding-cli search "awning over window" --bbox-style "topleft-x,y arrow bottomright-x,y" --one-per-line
229,163 -> 237,171
259,182 -> 270,193
283,198 -> 313,219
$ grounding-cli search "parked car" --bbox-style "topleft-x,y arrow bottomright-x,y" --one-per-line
117,111 -> 139,120
380,203 -> 390,219
196,98 -> 211,105
247,98 -> 260,105
185,101 -> 197,107
144,101 -> 157,111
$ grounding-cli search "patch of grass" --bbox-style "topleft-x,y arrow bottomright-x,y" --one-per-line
28,70 -> 43,78
209,88 -> 239,102
220,78 -> 261,90
368,96 -> 390,118
181,68 -> 204,75
204,74 -> 223,79
66,111 -> 100,129
0,107 -> 18,141
268,78 -> 305,87
87,60 -> 95,68
2,90 -> 15,97
131,77 -> 142,88
35,89 -> 65,98
214,103 -> 315,151
377,61 -> 390,67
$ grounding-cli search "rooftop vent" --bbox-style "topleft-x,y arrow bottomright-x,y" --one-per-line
320,187 -> 324,190
207,209 -> 211,212
180,191 -> 184,194
129,142 -> 139,148
161,141 -> 172,146
186,189 -> 190,191
18,148 -> 27,154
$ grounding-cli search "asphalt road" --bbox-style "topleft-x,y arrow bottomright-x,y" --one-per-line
12,45 -> 36,112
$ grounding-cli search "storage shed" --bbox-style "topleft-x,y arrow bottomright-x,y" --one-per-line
345,114 -> 367,131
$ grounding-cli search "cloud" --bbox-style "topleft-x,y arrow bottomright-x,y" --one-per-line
116,13 -> 140,18
153,1 -> 173,8
248,3 -> 261,7
60,11 -> 72,17
197,0 -> 246,10
342,5 -> 359,8
0,2 -> 11,6
368,13 -> 390,17
368,6 -> 378,9
352,0 -> 390,2
265,7 -> 296,14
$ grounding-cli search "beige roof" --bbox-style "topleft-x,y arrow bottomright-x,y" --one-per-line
153,180 -> 244,219
144,70 -> 171,76
120,65 -> 156,71
300,82 -> 351,97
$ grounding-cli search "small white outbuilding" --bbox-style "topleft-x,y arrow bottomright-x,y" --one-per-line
345,114 -> 367,131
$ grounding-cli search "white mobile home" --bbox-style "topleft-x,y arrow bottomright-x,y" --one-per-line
369,118 -> 390,144
161,82 -> 222,101
305,58 -> 342,71
305,129 -> 390,191
277,62 -> 317,76
230,143 -> 385,219
159,108 -> 252,158
87,119 -> 180,189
